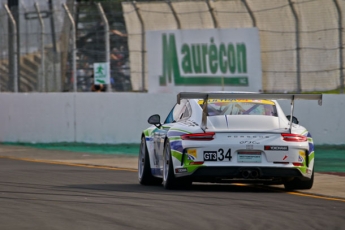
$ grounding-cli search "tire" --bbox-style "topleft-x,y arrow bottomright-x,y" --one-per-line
163,141 -> 192,190
284,170 -> 314,191
138,137 -> 162,185
163,141 -> 179,189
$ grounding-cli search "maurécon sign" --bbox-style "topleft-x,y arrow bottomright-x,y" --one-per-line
146,28 -> 262,93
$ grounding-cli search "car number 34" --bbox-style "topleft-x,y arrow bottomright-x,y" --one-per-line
203,149 -> 232,161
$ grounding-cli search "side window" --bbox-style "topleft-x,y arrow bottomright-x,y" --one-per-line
180,101 -> 192,120
164,99 -> 187,124
164,106 -> 175,124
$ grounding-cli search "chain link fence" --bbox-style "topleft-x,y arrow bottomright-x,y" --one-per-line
0,0 -> 69,92
0,0 -> 344,93
123,0 -> 345,93
73,1 -> 130,92
0,0 -> 130,92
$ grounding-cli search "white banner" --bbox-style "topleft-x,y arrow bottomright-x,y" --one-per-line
93,62 -> 110,85
146,28 -> 262,93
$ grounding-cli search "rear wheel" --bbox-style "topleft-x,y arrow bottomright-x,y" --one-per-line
163,141 -> 192,189
284,170 -> 314,191
163,141 -> 177,189
138,137 -> 162,185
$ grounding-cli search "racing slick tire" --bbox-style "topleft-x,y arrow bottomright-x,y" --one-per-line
163,141 -> 192,190
284,170 -> 314,191
138,137 -> 162,185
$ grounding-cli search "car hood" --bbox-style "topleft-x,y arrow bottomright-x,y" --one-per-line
207,115 -> 287,133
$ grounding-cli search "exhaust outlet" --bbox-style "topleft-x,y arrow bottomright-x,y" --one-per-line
250,170 -> 259,179
242,170 -> 250,179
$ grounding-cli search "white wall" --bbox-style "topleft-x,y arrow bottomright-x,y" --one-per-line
0,93 -> 344,145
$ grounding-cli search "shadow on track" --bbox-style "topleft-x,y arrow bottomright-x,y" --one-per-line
63,182 -> 285,194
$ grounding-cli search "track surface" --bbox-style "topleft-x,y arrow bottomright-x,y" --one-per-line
1,159 -> 344,230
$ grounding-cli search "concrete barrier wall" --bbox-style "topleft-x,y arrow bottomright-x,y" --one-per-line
0,93 -> 344,145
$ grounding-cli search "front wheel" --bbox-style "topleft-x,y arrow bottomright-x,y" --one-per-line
138,137 -> 162,185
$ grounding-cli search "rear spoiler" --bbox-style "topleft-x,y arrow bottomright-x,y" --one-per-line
177,92 -> 322,132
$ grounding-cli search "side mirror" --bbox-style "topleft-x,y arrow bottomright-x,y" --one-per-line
286,115 -> 299,124
148,114 -> 161,127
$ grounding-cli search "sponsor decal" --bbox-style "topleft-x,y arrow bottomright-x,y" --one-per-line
228,135 -> 270,139
198,99 -> 275,105
175,168 -> 188,173
187,154 -> 196,160
299,150 -> 306,163
159,34 -> 248,86
187,149 -> 197,159
298,155 -> 304,162
264,146 -> 288,151
240,141 -> 260,144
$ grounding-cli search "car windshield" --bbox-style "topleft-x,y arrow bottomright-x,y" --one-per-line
198,99 -> 278,116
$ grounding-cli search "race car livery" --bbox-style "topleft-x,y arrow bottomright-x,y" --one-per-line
138,92 -> 322,190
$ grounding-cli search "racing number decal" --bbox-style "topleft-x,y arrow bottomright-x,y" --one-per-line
204,149 -> 232,161
218,148 -> 232,161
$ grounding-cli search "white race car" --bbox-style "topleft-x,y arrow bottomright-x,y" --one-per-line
138,92 -> 322,190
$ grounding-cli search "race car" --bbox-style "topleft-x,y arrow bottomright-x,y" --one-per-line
138,92 -> 322,190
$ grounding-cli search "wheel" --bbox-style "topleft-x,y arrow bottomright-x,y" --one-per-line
163,141 -> 192,190
284,170 -> 314,191
138,137 -> 162,185
163,141 -> 178,189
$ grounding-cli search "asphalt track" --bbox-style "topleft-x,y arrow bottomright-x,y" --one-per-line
1,158 -> 344,230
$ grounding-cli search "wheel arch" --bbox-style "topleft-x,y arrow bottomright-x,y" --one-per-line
141,132 -> 155,170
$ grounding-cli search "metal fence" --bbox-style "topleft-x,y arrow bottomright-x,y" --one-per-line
0,0 -> 344,93
72,2 -> 130,92
0,0 -> 69,92
0,0 -> 129,93
123,0 -> 345,93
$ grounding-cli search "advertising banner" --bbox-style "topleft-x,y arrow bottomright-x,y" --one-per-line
146,28 -> 262,93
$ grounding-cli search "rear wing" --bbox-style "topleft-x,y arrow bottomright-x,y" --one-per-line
177,92 -> 322,132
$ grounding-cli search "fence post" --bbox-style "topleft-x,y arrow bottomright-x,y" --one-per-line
48,0 -> 59,92
288,0 -> 301,93
62,3 -> 77,92
21,1 -> 29,55
242,0 -> 256,27
96,2 -> 111,92
333,0 -> 344,94
167,1 -> 181,29
132,1 -> 145,92
35,2 -> 46,92
206,0 -> 218,28
3,3 -> 18,93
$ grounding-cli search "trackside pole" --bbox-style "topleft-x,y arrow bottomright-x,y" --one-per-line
62,3 -> 77,92
96,3 -> 111,92
35,2 -> 45,92
3,3 -> 18,93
